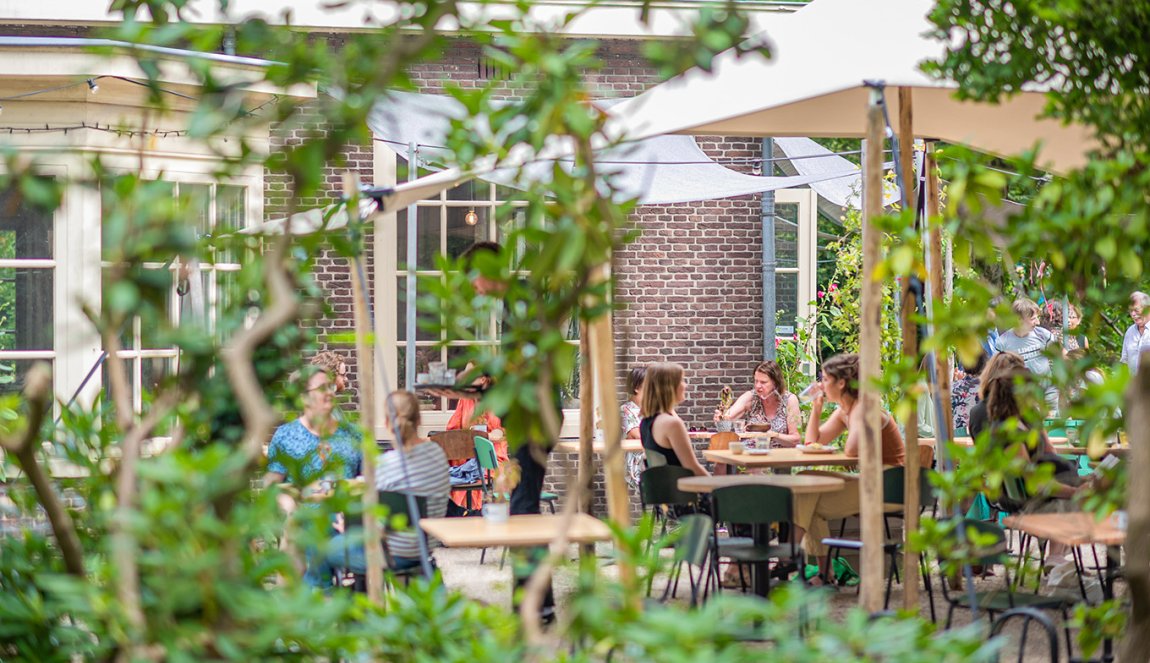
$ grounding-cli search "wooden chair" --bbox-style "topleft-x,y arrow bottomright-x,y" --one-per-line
430,430 -> 484,510
708,432 -> 739,475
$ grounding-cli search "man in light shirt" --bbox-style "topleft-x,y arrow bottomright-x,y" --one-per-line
1120,291 -> 1150,374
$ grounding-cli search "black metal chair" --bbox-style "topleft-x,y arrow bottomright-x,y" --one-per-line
711,484 -> 802,597
935,519 -> 1074,656
638,465 -> 696,596
990,607 -> 1061,663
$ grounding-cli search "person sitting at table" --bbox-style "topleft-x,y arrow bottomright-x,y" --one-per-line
969,353 -> 1084,500
714,360 -> 802,448
621,365 -> 647,489
321,390 -> 451,580
263,365 -> 363,588
641,362 -> 710,477
446,393 -> 508,511
792,353 -> 905,585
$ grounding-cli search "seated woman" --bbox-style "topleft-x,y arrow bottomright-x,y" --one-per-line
715,360 -> 802,448
640,362 -> 710,477
446,391 -> 507,511
263,365 -> 363,589
321,390 -> 451,579
792,353 -> 905,584
621,365 -> 647,488
969,352 -> 1083,504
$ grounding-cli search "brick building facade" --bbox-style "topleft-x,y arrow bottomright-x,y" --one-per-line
264,36 -> 776,515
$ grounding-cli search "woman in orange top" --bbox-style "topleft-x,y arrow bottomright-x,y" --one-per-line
445,397 -> 507,509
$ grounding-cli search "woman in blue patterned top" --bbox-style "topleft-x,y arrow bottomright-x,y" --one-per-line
264,368 -> 362,488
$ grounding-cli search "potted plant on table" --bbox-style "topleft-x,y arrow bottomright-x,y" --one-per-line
714,386 -> 737,432
483,459 -> 521,523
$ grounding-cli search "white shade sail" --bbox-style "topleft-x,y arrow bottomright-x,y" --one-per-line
604,0 -> 1096,174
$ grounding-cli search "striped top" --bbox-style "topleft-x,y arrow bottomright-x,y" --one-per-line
376,441 -> 451,560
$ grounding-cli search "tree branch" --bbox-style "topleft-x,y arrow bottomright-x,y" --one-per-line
520,464 -> 582,654
0,363 -> 86,577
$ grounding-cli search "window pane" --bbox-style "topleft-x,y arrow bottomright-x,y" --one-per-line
0,268 -> 53,351
140,271 -> 173,349
395,207 -> 441,270
396,277 -> 438,342
142,357 -> 171,395
102,358 -> 136,406
102,180 -> 174,255
0,359 -> 53,395
179,183 -> 211,238
446,207 -> 489,260
177,268 -> 210,333
775,202 -> 799,269
396,346 -> 440,409
776,271 -> 799,338
0,184 -> 54,259
216,185 -> 245,262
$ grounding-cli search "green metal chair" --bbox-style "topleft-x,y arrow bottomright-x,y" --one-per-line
661,513 -> 716,607
345,490 -> 430,592
710,484 -> 802,596
936,518 -> 1074,655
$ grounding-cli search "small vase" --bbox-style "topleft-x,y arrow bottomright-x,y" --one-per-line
716,420 -> 734,433
483,502 -> 510,523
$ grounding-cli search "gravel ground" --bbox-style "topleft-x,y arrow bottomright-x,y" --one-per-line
434,540 -> 1122,662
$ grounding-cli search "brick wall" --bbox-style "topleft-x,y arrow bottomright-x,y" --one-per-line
266,37 -> 771,517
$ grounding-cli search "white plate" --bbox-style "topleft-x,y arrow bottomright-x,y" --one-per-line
745,448 -> 771,456
796,445 -> 835,454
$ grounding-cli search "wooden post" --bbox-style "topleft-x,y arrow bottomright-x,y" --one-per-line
858,89 -> 886,612
926,151 -> 953,436
587,262 -> 634,588
343,172 -> 385,604
1120,353 -> 1150,661
896,87 -> 921,611
577,322 -> 595,515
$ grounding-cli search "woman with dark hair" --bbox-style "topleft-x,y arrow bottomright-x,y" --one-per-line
621,365 -> 648,488
640,362 -> 709,477
792,353 -> 905,584
715,360 -> 802,447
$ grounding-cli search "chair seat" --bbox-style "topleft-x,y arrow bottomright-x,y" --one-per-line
718,542 -> 796,563
952,589 -> 1075,612
452,481 -> 484,490
715,536 -> 753,547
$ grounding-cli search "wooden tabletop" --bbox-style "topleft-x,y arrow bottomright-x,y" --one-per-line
704,448 -> 856,469
918,436 -> 1069,447
419,513 -> 612,548
1054,445 -> 1128,458
553,439 -> 644,454
1003,512 -> 1126,547
678,473 -> 846,495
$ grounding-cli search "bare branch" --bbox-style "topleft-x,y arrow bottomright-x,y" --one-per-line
2,363 -> 86,577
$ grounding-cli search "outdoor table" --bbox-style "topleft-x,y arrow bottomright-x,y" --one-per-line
552,439 -> 644,454
419,513 -> 612,548
918,436 -> 1069,447
678,473 -> 846,597
688,431 -> 775,440
677,473 -> 846,495
1003,511 -> 1125,660
704,448 -> 857,470
1053,444 -> 1128,458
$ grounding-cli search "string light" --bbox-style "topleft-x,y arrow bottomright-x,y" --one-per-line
86,78 -> 99,94
0,121 -> 189,138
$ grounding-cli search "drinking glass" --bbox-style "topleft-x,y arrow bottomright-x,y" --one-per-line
734,420 -> 747,435
798,382 -> 822,403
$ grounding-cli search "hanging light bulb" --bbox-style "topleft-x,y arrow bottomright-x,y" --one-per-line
87,78 -> 99,94
465,209 -> 479,226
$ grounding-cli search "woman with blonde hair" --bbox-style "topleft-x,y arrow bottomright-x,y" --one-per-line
318,390 -> 451,582
640,362 -> 709,477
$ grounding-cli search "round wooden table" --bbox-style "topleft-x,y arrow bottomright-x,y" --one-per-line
678,473 -> 846,494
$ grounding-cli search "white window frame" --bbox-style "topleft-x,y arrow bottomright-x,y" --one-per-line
374,143 -> 582,438
773,187 -> 818,374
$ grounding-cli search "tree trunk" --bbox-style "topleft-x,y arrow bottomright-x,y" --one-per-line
858,90 -> 886,612
1120,355 -> 1150,660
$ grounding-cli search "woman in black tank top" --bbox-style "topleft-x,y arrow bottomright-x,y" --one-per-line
639,363 -> 710,477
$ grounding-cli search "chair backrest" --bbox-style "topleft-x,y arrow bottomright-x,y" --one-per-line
712,485 -> 792,526
673,513 -> 713,569
473,436 -> 499,473
990,607 -> 1061,663
639,465 -> 695,509
947,518 -> 1008,566
708,432 -> 739,451
645,448 -> 668,468
429,430 -> 478,463
881,466 -> 934,511
918,443 -> 935,469
377,490 -> 429,531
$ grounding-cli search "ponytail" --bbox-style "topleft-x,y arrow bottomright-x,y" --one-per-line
386,390 -> 422,443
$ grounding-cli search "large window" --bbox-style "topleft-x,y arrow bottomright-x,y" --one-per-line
101,181 -> 246,411
383,153 -> 581,430
0,185 -> 55,394
773,188 -> 818,343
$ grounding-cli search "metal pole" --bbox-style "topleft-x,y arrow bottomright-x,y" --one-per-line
761,138 -> 777,360
405,142 -> 418,389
